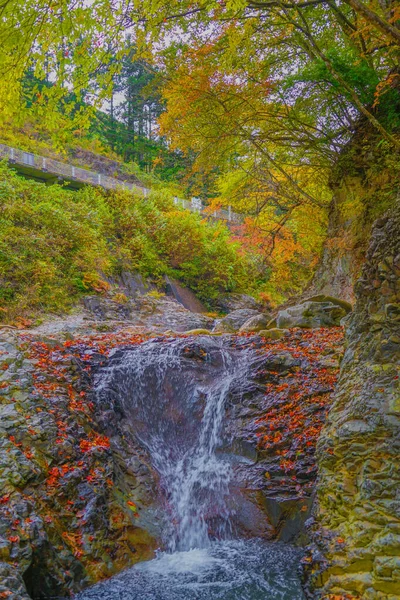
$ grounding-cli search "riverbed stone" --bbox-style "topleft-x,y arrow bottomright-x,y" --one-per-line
239,313 -> 272,332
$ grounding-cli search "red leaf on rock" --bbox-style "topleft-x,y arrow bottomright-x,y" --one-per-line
8,536 -> 19,543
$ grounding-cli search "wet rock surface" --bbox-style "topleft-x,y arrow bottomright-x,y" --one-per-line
0,330 -> 159,600
310,201 -> 400,599
86,331 -> 344,548
226,329 -> 344,543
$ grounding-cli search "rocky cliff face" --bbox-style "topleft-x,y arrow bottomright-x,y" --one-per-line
311,200 -> 400,599
309,128 -> 399,304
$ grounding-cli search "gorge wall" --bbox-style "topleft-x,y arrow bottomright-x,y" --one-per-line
311,198 -> 400,599
309,126 -> 400,304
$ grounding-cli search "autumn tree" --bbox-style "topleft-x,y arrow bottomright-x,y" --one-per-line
0,0 -> 135,133
127,0 -> 399,299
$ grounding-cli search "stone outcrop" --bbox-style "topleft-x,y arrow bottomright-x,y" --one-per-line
308,126 -> 399,305
65,292 -> 214,336
310,201 -> 400,599
231,328 -> 344,543
239,313 -> 272,333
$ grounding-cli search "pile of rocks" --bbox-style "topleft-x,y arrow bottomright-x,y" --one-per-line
213,294 -> 352,336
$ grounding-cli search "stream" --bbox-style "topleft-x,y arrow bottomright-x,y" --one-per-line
76,337 -> 305,600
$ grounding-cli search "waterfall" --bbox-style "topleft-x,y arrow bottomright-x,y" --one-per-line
95,336 -> 256,552
78,336 -> 306,600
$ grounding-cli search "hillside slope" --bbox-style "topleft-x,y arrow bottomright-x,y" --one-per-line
0,164 -> 252,324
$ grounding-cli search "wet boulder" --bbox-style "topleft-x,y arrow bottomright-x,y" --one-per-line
276,300 -> 348,329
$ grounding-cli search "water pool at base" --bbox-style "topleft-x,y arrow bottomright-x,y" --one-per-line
76,539 -> 305,600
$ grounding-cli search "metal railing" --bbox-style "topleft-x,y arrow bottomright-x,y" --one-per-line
172,196 -> 242,224
0,143 -> 148,195
0,142 -> 242,223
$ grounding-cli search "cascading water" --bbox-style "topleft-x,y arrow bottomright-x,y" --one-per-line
164,368 -> 235,551
77,336 -> 306,600
95,336 -> 252,551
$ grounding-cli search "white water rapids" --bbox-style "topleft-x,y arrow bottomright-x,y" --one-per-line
76,336 -> 305,600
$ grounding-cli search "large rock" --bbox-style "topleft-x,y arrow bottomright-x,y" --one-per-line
305,294 -> 352,314
228,328 -> 344,543
310,201 -> 400,598
164,277 -> 208,314
239,313 -> 272,333
276,300 -> 348,329
213,309 -> 260,333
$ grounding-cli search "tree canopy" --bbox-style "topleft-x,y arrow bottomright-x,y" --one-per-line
1,0 -> 399,301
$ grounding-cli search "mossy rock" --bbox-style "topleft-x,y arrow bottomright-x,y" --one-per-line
258,328 -> 288,340
183,329 -> 219,336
